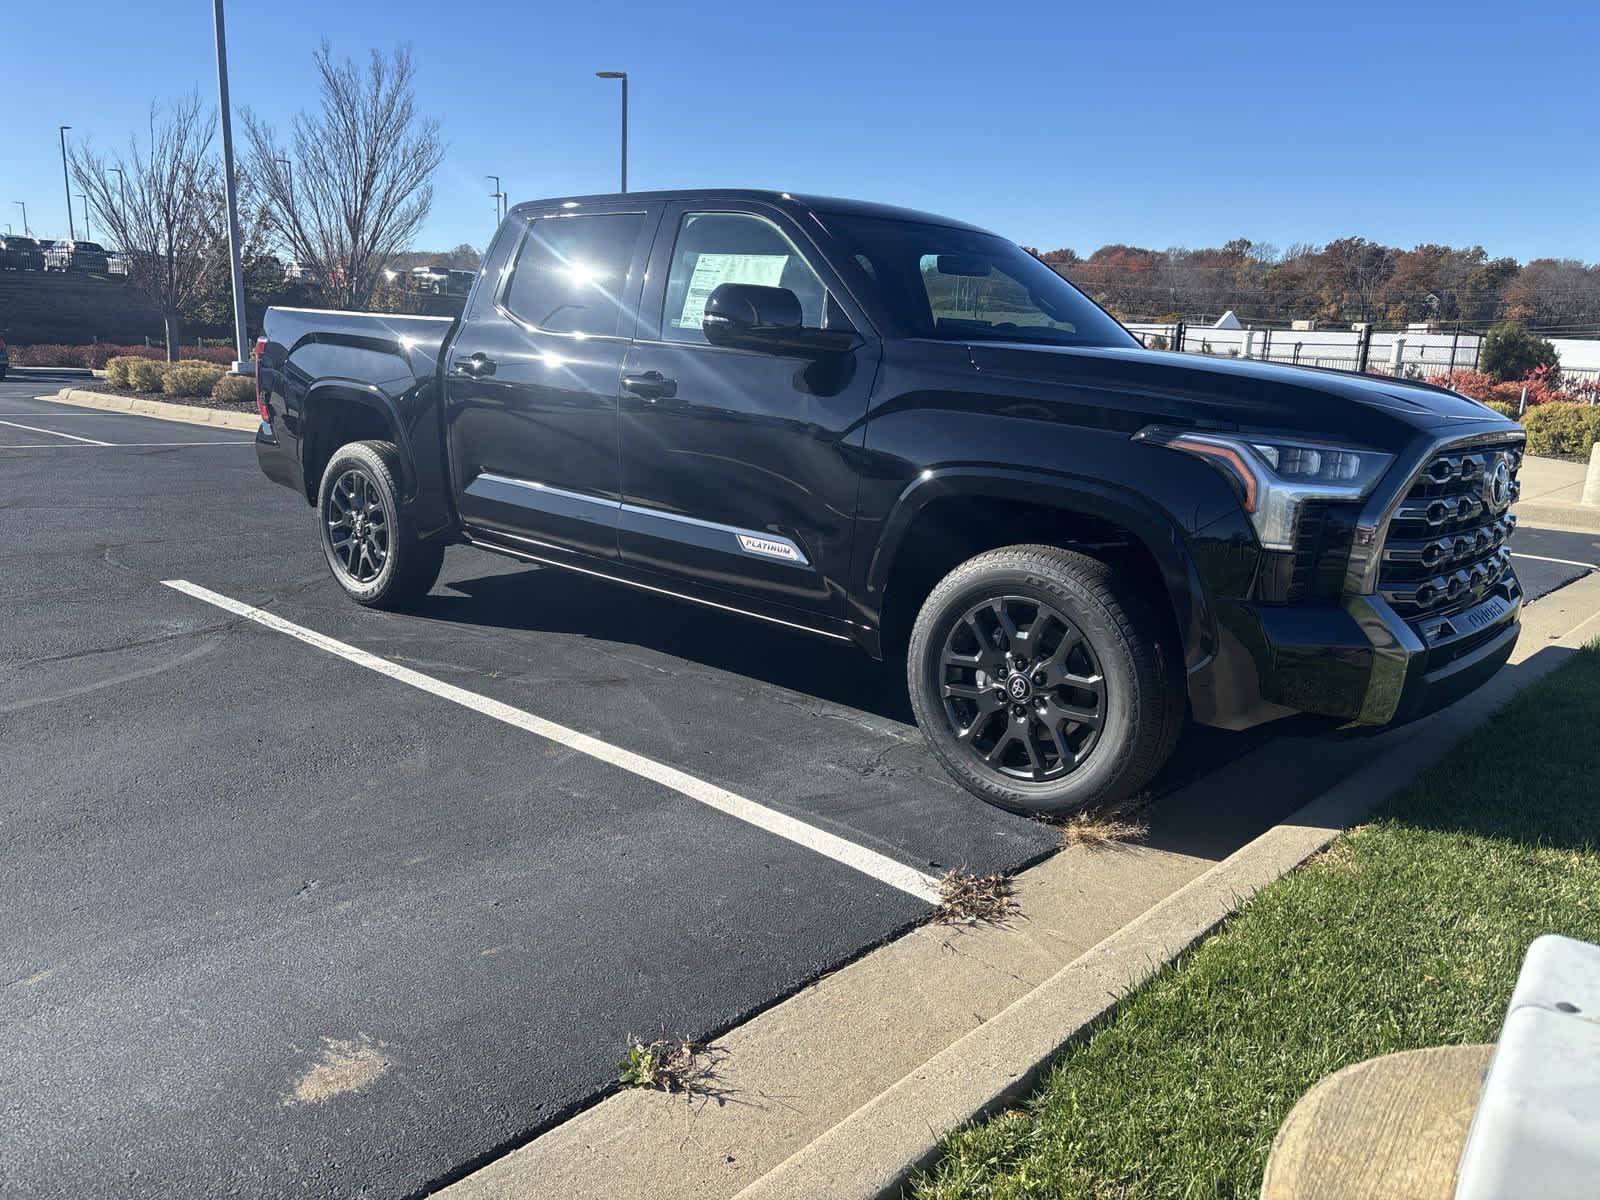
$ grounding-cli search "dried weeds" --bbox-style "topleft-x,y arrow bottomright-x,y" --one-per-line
617,1036 -> 725,1097
936,869 -> 1020,925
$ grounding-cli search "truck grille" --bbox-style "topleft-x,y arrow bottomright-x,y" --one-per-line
1377,440 -> 1522,621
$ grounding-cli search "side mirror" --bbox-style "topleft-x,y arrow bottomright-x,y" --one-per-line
702,283 -> 858,355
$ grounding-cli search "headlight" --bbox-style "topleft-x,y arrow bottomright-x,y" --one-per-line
1134,427 -> 1394,551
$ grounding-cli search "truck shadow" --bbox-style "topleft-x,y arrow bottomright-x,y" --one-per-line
421,563 -> 916,721
423,561 -> 1298,834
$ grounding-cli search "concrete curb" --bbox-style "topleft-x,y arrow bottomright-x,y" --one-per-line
10,365 -> 93,377
729,579 -> 1600,1200
44,386 -> 260,433
1512,500 -> 1600,534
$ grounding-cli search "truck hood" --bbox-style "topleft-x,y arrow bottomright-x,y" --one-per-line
965,342 -> 1510,447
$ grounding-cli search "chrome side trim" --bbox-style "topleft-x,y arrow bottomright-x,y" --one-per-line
470,471 -> 812,567
462,528 -> 850,642
472,471 -> 620,510
619,504 -> 812,567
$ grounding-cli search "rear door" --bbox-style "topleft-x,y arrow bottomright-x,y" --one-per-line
444,199 -> 662,560
617,201 -> 878,618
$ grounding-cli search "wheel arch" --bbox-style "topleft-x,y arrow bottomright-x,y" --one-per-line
300,382 -> 412,505
867,468 -> 1215,671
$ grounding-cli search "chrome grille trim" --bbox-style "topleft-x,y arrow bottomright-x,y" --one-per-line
1344,426 -> 1527,599
1374,436 -> 1524,620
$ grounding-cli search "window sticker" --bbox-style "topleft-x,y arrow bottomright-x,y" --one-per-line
675,253 -> 790,329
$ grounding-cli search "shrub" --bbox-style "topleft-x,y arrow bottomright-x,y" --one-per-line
161,362 -> 228,398
8,342 -> 237,369
1483,400 -> 1519,419
1523,403 -> 1600,456
210,372 -> 256,406
1481,323 -> 1559,383
125,359 -> 169,392
103,356 -> 140,388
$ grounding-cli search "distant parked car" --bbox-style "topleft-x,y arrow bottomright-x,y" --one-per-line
0,337 -> 8,380
0,236 -> 46,271
411,264 -> 450,294
283,260 -> 321,285
446,269 -> 476,297
44,240 -> 110,273
106,251 -> 130,276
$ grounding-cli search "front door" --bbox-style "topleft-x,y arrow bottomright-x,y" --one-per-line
445,201 -> 661,560
618,202 -> 879,617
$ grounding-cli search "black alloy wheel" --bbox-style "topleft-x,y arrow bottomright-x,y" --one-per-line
324,467 -> 391,584
938,594 -> 1106,781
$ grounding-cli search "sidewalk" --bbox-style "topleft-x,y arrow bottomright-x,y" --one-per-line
1517,455 -> 1600,531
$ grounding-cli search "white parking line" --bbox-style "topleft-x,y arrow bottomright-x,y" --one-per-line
1512,552 -> 1600,572
0,441 -> 253,450
162,579 -> 945,905
0,418 -> 110,446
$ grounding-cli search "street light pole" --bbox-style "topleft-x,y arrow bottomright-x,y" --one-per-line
273,156 -> 295,221
594,71 -> 628,193
13,201 -> 28,237
486,175 -> 505,227
78,194 -> 90,241
58,126 -> 75,240
211,0 -> 250,374
108,166 -> 126,232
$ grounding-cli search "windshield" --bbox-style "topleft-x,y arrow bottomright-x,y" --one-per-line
828,215 -> 1136,347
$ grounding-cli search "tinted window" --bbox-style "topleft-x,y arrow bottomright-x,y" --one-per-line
661,212 -> 827,344
501,213 -> 643,337
828,215 -> 1136,348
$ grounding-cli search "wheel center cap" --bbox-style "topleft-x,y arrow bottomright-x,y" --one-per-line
1006,673 -> 1034,702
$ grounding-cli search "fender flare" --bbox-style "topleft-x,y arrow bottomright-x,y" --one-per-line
865,466 -> 1218,670
301,378 -> 416,501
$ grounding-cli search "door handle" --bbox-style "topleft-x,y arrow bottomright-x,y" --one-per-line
622,371 -> 677,401
454,352 -> 497,377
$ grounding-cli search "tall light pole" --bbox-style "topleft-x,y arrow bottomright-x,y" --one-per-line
13,201 -> 28,237
211,0 -> 250,374
78,193 -> 90,241
594,71 -> 627,193
108,166 -> 126,233
273,155 -> 294,223
486,175 -> 505,227
58,126 -> 75,239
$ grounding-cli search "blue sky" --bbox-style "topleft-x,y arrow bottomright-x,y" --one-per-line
5,0 -> 1597,262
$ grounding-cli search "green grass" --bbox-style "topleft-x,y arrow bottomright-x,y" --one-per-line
914,643 -> 1600,1200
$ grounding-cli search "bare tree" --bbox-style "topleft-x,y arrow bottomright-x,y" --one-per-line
72,95 -> 222,361
243,42 -> 445,311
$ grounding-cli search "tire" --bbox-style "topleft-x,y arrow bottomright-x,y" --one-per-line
906,544 -> 1183,816
316,440 -> 445,610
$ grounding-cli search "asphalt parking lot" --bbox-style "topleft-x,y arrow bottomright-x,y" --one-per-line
3,370 -> 1596,1199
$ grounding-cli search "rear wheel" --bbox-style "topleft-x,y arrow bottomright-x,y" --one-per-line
907,544 -> 1182,816
316,440 -> 444,609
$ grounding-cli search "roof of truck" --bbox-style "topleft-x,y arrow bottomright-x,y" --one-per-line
508,189 -> 990,234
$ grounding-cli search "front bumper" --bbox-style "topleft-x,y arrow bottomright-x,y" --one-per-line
1192,573 -> 1522,730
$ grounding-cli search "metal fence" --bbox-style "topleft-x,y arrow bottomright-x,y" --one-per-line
1124,322 -> 1600,395
1125,321 -> 1480,379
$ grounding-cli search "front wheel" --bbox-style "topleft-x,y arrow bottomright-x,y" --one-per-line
906,544 -> 1182,816
316,440 -> 445,609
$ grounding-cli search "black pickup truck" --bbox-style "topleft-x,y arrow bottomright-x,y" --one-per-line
253,189 -> 1524,815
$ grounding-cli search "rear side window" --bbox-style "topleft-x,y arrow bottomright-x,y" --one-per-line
501,213 -> 643,337
661,212 -> 827,344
